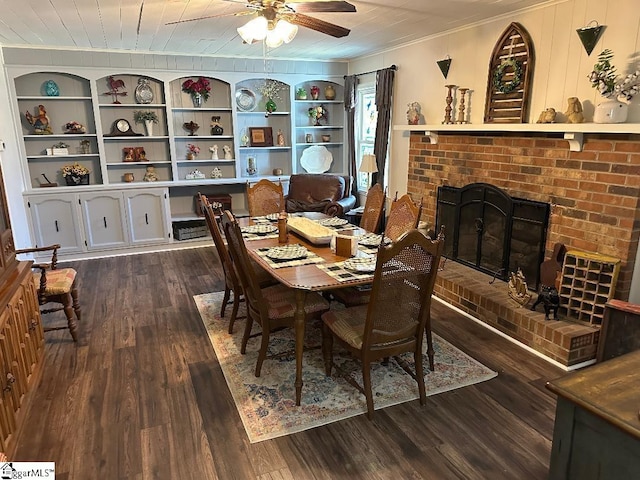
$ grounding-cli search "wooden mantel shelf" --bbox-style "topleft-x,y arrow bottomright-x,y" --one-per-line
393,123 -> 640,152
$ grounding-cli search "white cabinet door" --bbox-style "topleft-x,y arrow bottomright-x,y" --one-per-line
124,188 -> 170,245
26,194 -> 84,255
79,192 -> 129,250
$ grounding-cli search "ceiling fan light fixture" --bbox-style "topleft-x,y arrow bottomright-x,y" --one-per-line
275,19 -> 298,44
237,16 -> 268,43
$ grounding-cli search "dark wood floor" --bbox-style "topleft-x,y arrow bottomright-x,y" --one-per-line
16,246 -> 563,479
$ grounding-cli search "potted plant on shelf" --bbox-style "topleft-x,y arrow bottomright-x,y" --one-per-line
133,110 -> 159,136
186,143 -> 200,160
61,162 -> 90,186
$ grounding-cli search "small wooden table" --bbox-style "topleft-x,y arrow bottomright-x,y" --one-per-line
546,350 -> 640,479
240,215 -> 373,405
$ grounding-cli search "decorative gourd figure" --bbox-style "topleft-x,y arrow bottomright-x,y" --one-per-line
565,97 -> 584,124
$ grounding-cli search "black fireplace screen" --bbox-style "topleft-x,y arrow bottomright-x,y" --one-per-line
436,183 -> 550,290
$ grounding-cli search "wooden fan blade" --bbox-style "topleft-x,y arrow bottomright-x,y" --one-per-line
289,1 -> 356,13
290,13 -> 350,37
165,10 -> 253,25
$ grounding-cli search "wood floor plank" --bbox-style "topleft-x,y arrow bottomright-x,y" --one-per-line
16,248 -> 563,479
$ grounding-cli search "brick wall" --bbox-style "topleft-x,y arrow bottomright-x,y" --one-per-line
407,132 -> 640,300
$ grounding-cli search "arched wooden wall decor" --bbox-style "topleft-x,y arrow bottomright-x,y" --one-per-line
484,22 -> 535,123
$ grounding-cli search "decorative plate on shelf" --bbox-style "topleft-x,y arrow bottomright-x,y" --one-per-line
236,88 -> 257,112
265,244 -> 308,261
241,224 -> 277,235
343,257 -> 377,273
300,145 -> 333,173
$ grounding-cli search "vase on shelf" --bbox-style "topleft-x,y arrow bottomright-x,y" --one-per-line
65,174 -> 89,186
186,152 -> 194,160
246,157 -> 257,176
310,85 -> 320,100
144,120 -> 154,136
191,92 -> 203,108
265,98 -> 277,113
135,78 -> 154,104
324,84 -> 336,100
593,98 -> 628,124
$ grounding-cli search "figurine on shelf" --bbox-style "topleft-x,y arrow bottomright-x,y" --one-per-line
134,147 -> 147,161
209,145 -> 219,160
277,129 -> 285,146
25,105 -> 53,135
211,167 -> 223,179
210,116 -> 224,135
536,108 -> 557,123
184,121 -> 199,136
406,102 -> 422,125
102,76 -> 127,104
143,165 -> 158,182
223,145 -> 232,159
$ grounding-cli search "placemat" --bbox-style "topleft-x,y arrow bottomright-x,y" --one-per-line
242,231 -> 279,241
254,244 -> 326,269
317,260 -> 376,282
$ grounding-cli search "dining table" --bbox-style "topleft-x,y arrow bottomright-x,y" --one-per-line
238,212 -> 379,406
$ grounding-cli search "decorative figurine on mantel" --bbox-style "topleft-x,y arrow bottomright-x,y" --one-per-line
536,108 -> 557,123
25,105 -> 53,134
564,97 -> 584,123
442,85 -> 456,124
406,102 -> 422,125
209,145 -> 219,160
223,145 -> 232,159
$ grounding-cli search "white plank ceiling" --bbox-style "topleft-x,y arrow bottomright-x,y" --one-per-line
0,0 -> 556,61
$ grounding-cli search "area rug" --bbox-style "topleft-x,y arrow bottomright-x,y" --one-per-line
194,292 -> 497,443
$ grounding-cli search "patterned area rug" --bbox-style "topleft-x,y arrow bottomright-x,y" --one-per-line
194,292 -> 497,443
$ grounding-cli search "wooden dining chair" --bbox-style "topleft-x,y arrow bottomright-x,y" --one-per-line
15,244 -> 81,341
384,193 -> 422,242
359,183 -> 386,233
221,210 -> 330,377
199,193 -> 275,334
321,229 -> 444,419
246,179 -> 284,217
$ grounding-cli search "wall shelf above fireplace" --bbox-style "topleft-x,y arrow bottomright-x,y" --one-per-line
393,123 -> 640,152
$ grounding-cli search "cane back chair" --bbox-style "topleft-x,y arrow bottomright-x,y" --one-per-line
359,183 -> 386,234
246,179 -> 284,217
221,210 -> 330,377
384,193 -> 422,242
321,229 -> 444,419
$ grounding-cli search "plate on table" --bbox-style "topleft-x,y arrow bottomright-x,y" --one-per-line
265,213 -> 280,221
300,146 -> 333,173
236,88 -> 257,112
358,233 -> 390,247
319,217 -> 349,227
343,257 -> 377,273
265,245 -> 308,261
241,224 -> 277,235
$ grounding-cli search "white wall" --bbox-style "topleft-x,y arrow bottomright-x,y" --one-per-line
348,0 -> 640,202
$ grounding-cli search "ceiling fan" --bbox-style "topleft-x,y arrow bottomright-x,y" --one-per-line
166,0 -> 357,39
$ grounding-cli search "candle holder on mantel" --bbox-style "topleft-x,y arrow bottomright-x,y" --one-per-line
456,88 -> 469,124
443,85 -> 457,124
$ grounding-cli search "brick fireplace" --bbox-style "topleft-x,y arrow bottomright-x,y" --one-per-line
407,131 -> 640,366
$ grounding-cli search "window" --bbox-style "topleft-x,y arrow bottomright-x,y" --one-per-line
356,85 -> 377,191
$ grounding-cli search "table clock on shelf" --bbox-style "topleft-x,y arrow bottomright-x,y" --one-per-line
104,118 -> 143,137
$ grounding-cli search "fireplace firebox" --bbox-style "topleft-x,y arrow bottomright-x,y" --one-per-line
436,183 -> 550,289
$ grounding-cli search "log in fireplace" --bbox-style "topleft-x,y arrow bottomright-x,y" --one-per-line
436,183 -> 550,289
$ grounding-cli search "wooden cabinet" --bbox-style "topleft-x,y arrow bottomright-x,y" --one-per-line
547,351 -> 640,479
26,194 -> 84,254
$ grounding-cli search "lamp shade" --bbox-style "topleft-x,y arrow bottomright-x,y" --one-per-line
359,154 -> 378,173
237,16 -> 268,43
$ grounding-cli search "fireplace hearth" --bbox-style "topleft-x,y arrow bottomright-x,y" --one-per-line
436,183 -> 550,289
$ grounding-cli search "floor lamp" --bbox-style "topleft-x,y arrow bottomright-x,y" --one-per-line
359,153 -> 378,189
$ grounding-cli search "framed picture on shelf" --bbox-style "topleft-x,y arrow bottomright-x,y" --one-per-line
249,127 -> 273,147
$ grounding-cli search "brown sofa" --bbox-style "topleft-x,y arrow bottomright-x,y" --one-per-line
285,174 -> 356,217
